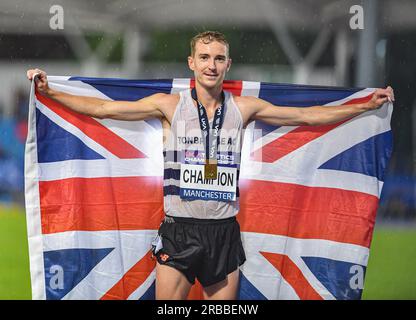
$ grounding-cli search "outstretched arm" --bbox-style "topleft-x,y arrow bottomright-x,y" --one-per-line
27,68 -> 168,121
237,87 -> 395,127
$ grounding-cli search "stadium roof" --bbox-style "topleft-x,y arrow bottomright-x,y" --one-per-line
1,0 -> 415,34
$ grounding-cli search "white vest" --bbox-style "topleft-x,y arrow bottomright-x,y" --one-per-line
163,89 -> 244,219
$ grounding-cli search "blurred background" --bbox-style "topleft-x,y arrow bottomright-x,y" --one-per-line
0,0 -> 415,299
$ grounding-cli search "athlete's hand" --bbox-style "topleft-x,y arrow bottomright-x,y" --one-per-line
366,86 -> 395,110
27,68 -> 50,96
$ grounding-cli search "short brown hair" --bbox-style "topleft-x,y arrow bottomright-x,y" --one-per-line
190,31 -> 229,57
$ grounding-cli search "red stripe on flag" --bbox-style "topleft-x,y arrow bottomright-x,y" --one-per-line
40,177 -> 164,234
35,92 -> 147,159
190,79 -> 243,96
101,250 -> 155,300
251,93 -> 374,163
260,252 -> 323,300
223,80 -> 243,96
238,179 -> 378,247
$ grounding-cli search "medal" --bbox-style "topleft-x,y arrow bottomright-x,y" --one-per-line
192,88 -> 225,180
204,160 -> 218,180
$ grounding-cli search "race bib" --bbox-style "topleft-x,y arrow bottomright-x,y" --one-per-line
179,151 -> 237,202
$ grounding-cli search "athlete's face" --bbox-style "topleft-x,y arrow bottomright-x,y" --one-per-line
188,40 -> 232,89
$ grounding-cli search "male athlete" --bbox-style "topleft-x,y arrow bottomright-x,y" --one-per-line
27,31 -> 394,300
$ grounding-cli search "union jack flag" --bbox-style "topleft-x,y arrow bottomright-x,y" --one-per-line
25,77 -> 393,300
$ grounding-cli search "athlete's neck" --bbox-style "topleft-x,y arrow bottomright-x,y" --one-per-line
194,82 -> 223,110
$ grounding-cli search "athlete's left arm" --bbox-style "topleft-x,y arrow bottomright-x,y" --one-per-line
236,86 -> 394,127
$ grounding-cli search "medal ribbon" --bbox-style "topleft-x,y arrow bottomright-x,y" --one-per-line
191,88 -> 226,165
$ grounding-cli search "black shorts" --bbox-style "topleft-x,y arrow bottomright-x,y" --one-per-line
152,215 -> 246,287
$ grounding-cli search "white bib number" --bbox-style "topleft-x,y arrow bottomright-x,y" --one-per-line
179,163 -> 237,202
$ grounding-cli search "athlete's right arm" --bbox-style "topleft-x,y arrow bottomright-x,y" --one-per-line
27,68 -> 166,121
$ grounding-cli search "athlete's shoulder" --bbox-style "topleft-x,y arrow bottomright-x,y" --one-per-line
231,95 -> 264,126
232,95 -> 260,108
148,92 -> 180,109
150,93 -> 180,117
146,93 -> 180,122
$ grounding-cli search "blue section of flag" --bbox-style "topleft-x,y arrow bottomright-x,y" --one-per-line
318,131 -> 393,181
259,82 -> 361,107
69,77 -> 170,130
43,248 -> 114,300
69,77 -> 173,101
254,120 -> 280,138
302,256 -> 365,300
36,109 -> 105,163
238,272 -> 267,300
139,281 -> 155,300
